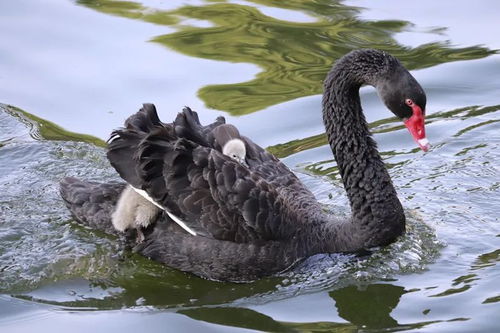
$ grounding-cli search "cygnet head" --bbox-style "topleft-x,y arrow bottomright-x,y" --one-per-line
223,139 -> 247,166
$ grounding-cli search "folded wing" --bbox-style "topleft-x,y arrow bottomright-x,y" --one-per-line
108,122 -> 292,243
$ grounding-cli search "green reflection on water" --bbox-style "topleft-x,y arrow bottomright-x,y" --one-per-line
77,0 -> 179,25
471,249 -> 500,270
2,104 -> 106,147
483,295 -> 500,304
78,0 -> 495,115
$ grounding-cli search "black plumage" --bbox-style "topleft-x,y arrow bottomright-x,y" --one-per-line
60,49 -> 427,282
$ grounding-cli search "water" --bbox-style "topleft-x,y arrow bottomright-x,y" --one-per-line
1,0 -> 499,331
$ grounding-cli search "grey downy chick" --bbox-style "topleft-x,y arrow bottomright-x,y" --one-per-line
212,124 -> 247,166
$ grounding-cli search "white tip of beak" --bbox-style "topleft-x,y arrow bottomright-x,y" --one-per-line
417,138 -> 429,146
417,138 -> 430,152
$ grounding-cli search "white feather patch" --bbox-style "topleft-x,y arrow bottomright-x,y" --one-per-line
417,138 -> 429,147
130,186 -> 197,236
108,133 -> 121,143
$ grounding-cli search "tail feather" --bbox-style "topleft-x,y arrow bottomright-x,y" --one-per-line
107,104 -> 177,189
174,106 -> 225,146
60,177 -> 126,235
124,103 -> 164,132
107,129 -> 144,189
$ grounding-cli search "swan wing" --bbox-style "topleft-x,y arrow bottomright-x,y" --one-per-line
60,177 -> 127,235
107,126 -> 289,243
123,103 -> 164,132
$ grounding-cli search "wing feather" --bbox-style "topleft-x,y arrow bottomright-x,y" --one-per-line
107,105 -> 317,243
131,127 -> 294,242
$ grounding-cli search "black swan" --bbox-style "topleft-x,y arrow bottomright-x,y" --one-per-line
60,49 -> 428,282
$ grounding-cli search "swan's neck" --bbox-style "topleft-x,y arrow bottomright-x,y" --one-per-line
321,55 -> 405,251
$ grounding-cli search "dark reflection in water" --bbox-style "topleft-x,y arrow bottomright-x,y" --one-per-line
179,307 -> 290,332
77,0 -> 494,115
175,284 -> 443,332
12,255 -> 286,310
330,283 -> 404,329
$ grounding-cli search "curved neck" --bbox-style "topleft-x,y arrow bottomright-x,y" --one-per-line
320,52 -> 405,251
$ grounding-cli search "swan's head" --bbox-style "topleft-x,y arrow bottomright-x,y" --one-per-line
223,139 -> 247,166
378,65 -> 430,152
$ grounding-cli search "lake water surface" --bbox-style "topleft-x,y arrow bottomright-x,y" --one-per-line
1,0 -> 499,332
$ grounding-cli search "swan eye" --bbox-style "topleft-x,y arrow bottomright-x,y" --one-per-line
405,99 -> 414,107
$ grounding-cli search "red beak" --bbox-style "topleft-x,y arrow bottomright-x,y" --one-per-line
404,105 -> 430,152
